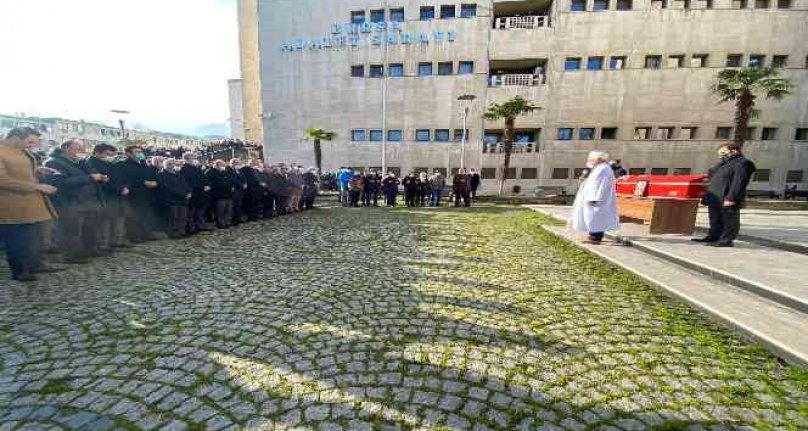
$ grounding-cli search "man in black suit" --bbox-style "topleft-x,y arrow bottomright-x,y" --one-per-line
692,143 -> 756,248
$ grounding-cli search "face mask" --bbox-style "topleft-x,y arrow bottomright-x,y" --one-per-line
174,166 -> 182,172
217,167 -> 226,172
585,162 -> 596,169
187,159 -> 199,166
101,155 -> 117,163
135,153 -> 146,162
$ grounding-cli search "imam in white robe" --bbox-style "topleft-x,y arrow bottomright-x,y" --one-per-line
570,163 -> 620,234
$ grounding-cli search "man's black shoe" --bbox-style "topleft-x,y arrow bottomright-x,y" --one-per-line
691,237 -> 718,243
707,242 -> 734,248
64,256 -> 91,264
12,273 -> 38,282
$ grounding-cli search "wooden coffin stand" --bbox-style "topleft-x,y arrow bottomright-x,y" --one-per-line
615,175 -> 708,235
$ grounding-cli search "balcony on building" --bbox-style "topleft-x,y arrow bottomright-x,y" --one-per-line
493,0 -> 552,30
483,129 -> 541,154
489,59 -> 547,87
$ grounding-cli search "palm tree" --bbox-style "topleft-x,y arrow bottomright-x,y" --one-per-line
303,127 -> 336,171
483,96 -> 539,195
712,66 -> 793,147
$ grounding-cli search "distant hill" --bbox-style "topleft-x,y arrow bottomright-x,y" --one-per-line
193,123 -> 226,137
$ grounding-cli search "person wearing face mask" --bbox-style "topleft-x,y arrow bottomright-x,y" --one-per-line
44,140 -> 107,263
0,128 -> 61,282
118,145 -> 160,243
382,172 -> 400,207
452,168 -> 470,208
241,159 -> 266,220
180,152 -> 214,234
157,159 -> 192,238
570,151 -> 620,244
402,173 -> 418,207
228,159 -> 248,225
206,159 -> 236,228
302,167 -> 319,210
84,143 -> 131,252
692,144 -> 756,247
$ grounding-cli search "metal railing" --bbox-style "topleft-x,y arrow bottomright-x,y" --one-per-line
494,15 -> 549,30
488,74 -> 545,86
483,142 -> 535,153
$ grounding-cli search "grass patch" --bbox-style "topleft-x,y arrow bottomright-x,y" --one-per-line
38,379 -> 71,395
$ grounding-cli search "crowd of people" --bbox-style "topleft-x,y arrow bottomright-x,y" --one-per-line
0,127 -> 318,282
330,167 -> 482,208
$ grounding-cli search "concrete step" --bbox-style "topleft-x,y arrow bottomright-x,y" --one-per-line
544,225 -> 808,367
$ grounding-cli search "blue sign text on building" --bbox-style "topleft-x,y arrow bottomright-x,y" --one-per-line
281,21 -> 456,52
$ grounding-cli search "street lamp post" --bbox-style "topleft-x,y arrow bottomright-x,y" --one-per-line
110,109 -> 130,140
457,94 -> 476,170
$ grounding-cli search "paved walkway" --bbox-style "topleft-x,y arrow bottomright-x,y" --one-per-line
696,208 -> 808,249
1,207 -> 807,430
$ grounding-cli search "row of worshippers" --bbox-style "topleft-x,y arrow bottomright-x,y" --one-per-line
336,168 -> 482,208
0,127 -> 319,282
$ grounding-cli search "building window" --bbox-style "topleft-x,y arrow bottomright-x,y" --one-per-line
438,62 -> 454,75
651,168 -> 669,175
754,0 -> 769,8
587,57 -> 604,70
616,0 -> 633,10
352,129 -> 367,141
691,54 -> 708,68
629,168 -> 647,175
390,8 -> 405,22
571,0 -> 586,11
579,128 -> 595,140
370,9 -> 385,23
745,127 -> 757,140
777,0 -> 791,8
651,0 -> 667,8
796,128 -> 808,141
557,128 -> 573,140
681,127 -> 698,139
552,168 -> 570,179
667,55 -> 685,68
772,55 -> 788,68
726,54 -> 743,67
351,65 -> 365,77
752,169 -> 771,182
388,130 -> 403,142
389,63 -> 404,77
369,65 -> 384,78
505,168 -> 517,179
514,132 -> 537,145
418,63 -> 433,76
593,0 -> 609,10
481,168 -> 496,179
716,127 -> 733,139
601,128 -> 618,139
460,4 -> 477,17
440,5 -> 456,18
761,127 -> 777,140
610,56 -> 627,70
435,129 -> 450,141
645,55 -> 662,69
565,58 -> 582,71
420,6 -> 435,20
732,0 -> 748,8
369,129 -> 383,141
458,61 -> 474,74
521,168 -> 538,179
351,11 -> 366,24
634,127 -> 651,140
453,129 -> 470,141
786,170 -> 804,183
657,127 -> 674,140
749,54 -> 765,67
673,168 -> 692,176
416,129 -> 431,142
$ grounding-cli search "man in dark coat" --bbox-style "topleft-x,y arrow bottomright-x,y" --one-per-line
228,159 -> 248,225
269,167 -> 289,216
693,143 -> 756,247
452,168 -> 471,207
401,173 -> 419,207
44,140 -> 106,262
118,145 -> 160,243
302,167 -> 319,210
241,160 -> 266,220
84,143 -> 130,251
181,152 -> 214,233
382,173 -> 400,207
156,159 -> 192,238
468,168 -> 481,200
206,160 -> 236,228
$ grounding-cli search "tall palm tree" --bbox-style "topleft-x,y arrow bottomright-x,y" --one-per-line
712,66 -> 793,147
483,96 -> 539,195
303,127 -> 336,171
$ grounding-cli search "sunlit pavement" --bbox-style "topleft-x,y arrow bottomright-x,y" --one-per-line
1,206 -> 806,431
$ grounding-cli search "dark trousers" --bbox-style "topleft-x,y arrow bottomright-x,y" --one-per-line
244,188 -> 264,219
188,203 -> 212,233
453,188 -> 470,207
59,206 -> 100,258
263,192 -> 276,218
385,190 -> 397,207
707,203 -> 741,244
0,223 -> 43,278
167,205 -> 189,238
417,191 -> 427,207
232,191 -> 245,224
405,190 -> 416,207
349,190 -> 361,207
214,199 -> 234,228
589,232 -> 605,242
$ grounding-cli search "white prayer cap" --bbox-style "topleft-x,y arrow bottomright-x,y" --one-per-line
587,151 -> 609,161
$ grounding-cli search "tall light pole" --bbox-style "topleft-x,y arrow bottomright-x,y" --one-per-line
381,0 -> 390,174
110,109 -> 130,140
457,94 -> 476,170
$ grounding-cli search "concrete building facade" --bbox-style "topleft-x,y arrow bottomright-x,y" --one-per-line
238,0 -> 264,144
228,79 -> 246,140
253,0 -> 808,193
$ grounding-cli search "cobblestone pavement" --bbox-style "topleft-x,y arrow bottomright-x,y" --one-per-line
1,206 -> 806,431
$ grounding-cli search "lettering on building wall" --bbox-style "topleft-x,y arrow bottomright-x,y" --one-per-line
281,21 -> 456,52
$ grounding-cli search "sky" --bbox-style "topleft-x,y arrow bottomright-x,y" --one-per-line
0,0 -> 239,136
